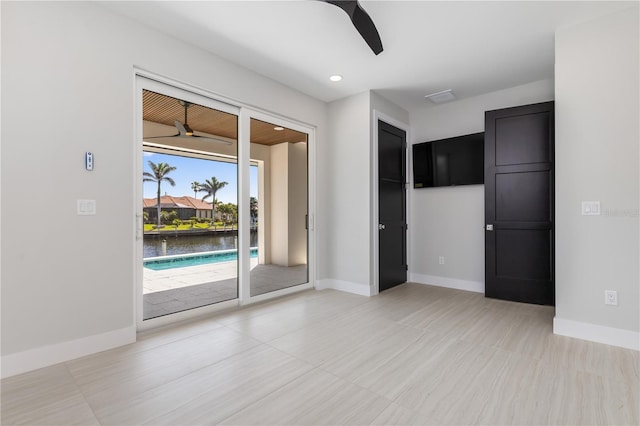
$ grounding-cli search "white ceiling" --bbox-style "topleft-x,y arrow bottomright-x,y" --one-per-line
101,1 -> 635,111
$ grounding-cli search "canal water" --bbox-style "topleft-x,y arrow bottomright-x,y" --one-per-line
143,232 -> 258,258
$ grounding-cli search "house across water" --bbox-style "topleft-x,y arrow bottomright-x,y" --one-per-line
143,195 -> 213,222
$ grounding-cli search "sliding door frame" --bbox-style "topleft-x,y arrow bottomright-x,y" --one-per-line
134,71 -> 316,331
241,108 -> 316,305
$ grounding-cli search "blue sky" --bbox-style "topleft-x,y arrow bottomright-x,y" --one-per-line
143,152 -> 257,203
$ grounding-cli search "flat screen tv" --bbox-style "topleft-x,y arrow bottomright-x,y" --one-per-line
413,132 -> 484,188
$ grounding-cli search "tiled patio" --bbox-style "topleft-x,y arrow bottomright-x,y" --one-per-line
143,259 -> 308,320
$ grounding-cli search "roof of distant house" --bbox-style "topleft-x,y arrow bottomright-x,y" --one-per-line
143,195 -> 212,210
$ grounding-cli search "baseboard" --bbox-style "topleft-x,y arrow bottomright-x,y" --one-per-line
1,325 -> 136,379
553,317 -> 640,351
316,279 -> 371,296
409,273 -> 484,294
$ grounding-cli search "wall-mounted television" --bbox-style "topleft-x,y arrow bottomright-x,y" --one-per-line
412,132 -> 484,188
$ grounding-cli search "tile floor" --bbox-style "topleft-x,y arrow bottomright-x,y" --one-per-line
143,260 -> 308,319
2,283 -> 638,425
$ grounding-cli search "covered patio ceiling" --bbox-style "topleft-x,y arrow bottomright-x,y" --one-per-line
143,90 -> 308,146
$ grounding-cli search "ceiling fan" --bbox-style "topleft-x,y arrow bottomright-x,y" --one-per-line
144,100 -> 232,145
320,0 -> 383,55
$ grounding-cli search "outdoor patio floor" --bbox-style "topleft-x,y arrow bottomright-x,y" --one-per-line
143,259 -> 308,320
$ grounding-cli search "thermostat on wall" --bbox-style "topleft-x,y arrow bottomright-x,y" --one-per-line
85,152 -> 94,171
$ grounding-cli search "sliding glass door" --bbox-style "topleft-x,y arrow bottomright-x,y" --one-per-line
136,75 -> 314,327
140,88 -> 239,321
248,117 -> 309,296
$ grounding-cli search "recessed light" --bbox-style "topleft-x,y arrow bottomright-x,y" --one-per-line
424,89 -> 456,104
329,74 -> 343,82
273,126 -> 284,131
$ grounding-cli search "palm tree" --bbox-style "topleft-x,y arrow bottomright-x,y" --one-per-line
191,181 -> 200,198
143,161 -> 176,227
217,202 -> 232,223
199,177 -> 228,223
250,196 -> 258,218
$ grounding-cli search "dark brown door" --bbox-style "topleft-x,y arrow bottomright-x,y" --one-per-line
485,102 -> 554,305
378,121 -> 407,292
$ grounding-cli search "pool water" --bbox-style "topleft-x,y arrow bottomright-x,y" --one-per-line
144,248 -> 258,271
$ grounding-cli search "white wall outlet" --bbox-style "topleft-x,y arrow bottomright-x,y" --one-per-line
438,256 -> 445,265
604,290 -> 618,306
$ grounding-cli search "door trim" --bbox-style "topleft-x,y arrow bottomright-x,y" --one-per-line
372,111 -> 410,295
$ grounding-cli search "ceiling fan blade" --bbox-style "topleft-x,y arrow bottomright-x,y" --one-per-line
323,0 -> 383,55
143,132 -> 180,139
145,101 -> 231,144
173,120 -> 231,145
190,135 -> 233,145
143,133 -> 232,145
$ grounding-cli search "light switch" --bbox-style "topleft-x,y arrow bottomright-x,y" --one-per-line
77,199 -> 96,215
581,201 -> 600,216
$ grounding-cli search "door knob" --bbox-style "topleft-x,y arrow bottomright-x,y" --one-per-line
379,223 -> 386,230
486,224 -> 493,231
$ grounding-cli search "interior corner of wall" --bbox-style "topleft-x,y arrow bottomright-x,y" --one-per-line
553,316 -> 640,351
316,278 -> 371,297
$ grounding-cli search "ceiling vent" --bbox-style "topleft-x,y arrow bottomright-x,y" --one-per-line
425,89 -> 456,104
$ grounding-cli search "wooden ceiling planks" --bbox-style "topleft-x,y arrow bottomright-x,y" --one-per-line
250,119 -> 307,146
143,90 -> 237,140
142,90 -> 308,146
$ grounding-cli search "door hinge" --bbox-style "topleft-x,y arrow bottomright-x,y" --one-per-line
404,264 -> 408,271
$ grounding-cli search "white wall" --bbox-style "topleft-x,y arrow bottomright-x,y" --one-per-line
554,7 -> 639,348
289,142 -> 308,266
408,80 -> 554,291
251,143 -> 272,264
269,142 -> 307,267
318,91 -> 409,295
371,92 -> 410,125
1,1 -> 326,376
319,92 -> 372,294
270,143 -> 289,266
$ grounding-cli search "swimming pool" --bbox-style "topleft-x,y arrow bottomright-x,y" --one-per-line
144,248 -> 258,271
